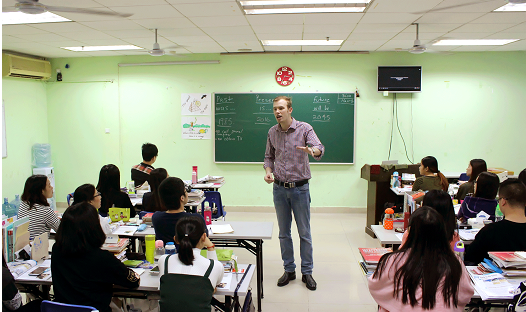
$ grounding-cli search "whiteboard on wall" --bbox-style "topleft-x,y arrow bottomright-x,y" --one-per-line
2,100 -> 6,158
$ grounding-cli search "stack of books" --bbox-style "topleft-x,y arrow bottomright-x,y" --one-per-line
467,269 -> 517,300
198,175 -> 224,184
358,247 -> 392,277
188,189 -> 205,205
101,238 -> 129,254
142,213 -> 154,226
488,251 -> 526,277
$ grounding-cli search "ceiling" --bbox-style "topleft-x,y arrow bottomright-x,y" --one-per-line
2,0 -> 526,58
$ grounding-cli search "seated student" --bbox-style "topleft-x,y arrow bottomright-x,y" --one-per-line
456,159 -> 487,201
457,171 -> 499,222
369,207 -> 474,311
3,255 -> 42,312
158,216 -> 224,312
464,178 -> 526,265
18,175 -> 60,239
96,164 -> 135,218
51,202 -> 140,312
402,190 -> 459,249
412,156 -> 449,192
72,184 -> 111,234
131,142 -> 158,188
152,177 -> 208,245
142,168 -> 168,213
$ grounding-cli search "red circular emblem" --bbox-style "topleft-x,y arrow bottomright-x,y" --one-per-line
275,66 -> 294,86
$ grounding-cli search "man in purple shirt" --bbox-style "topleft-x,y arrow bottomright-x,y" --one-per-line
264,96 -> 325,291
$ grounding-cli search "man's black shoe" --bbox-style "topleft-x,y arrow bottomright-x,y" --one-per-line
277,271 -> 296,286
302,274 -> 317,290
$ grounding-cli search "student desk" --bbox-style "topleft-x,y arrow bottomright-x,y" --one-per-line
15,262 -> 255,312
121,220 -> 273,312
371,225 -> 403,250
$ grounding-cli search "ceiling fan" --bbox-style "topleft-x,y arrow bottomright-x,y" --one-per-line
396,23 -> 446,54
414,0 -> 526,13
5,0 -> 132,17
140,29 -> 186,57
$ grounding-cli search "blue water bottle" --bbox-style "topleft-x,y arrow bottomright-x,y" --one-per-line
165,242 -> 176,255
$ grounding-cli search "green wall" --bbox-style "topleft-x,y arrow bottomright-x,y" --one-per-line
2,78 -> 49,201
3,51 -> 526,210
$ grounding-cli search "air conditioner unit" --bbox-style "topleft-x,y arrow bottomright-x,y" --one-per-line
2,53 -> 51,80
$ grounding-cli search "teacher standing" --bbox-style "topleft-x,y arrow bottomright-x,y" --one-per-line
263,96 -> 325,291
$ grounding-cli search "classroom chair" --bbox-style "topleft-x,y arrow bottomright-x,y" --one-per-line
459,173 -> 469,182
40,300 -> 98,312
201,191 -> 227,221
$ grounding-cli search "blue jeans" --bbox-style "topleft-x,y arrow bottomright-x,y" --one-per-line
273,183 -> 313,275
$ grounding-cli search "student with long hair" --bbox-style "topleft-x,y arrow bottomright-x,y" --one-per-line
158,216 -> 223,312
401,190 -> 459,249
457,171 -> 499,222
456,159 -> 487,201
412,156 -> 449,192
72,183 -> 111,234
142,168 -> 168,212
51,202 -> 140,312
18,175 -> 60,239
464,178 -> 526,265
369,207 -> 474,311
96,164 -> 134,217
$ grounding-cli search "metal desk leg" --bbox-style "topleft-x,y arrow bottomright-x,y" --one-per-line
256,240 -> 263,312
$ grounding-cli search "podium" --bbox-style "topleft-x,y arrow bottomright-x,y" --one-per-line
361,164 -> 420,237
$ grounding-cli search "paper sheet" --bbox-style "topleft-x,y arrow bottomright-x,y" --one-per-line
210,224 -> 234,234
217,272 -> 233,289
112,226 -> 137,236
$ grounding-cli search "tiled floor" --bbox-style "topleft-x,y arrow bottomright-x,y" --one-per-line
222,211 -> 381,312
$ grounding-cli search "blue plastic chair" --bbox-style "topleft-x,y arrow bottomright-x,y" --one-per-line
139,210 -> 154,219
41,300 -> 98,312
66,192 -> 74,207
201,191 -> 227,221
459,173 -> 469,182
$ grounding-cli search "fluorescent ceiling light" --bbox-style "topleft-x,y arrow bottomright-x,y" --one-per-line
494,3 -> 526,11
241,0 -> 370,5
262,39 -> 343,46
1,11 -> 71,25
245,7 -> 365,13
433,39 -> 519,46
62,45 -> 143,52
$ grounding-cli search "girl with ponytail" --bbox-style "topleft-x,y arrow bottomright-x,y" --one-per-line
412,156 -> 449,192
158,216 -> 224,311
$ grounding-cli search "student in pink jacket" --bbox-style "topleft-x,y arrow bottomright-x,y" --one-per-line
369,207 -> 474,312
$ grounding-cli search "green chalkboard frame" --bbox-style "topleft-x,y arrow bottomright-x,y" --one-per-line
214,93 -> 356,164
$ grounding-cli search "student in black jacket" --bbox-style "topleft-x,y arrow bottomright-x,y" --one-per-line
464,178 -> 526,265
96,164 -> 135,217
51,202 -> 140,312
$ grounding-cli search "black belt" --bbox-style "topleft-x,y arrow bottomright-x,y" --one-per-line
274,179 -> 309,188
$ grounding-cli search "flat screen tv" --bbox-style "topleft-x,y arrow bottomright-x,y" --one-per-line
377,66 -> 422,93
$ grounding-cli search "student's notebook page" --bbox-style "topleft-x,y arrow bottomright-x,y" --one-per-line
217,272 -> 233,289
112,226 -> 137,236
210,224 -> 234,234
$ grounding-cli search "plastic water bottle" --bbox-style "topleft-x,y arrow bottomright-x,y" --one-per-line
145,235 -> 155,264
192,166 -> 198,184
392,171 -> 399,188
10,195 -> 21,214
165,242 -> 176,255
154,240 -> 165,261
454,241 -> 465,261
495,204 -> 503,222
204,202 -> 212,225
2,198 -> 17,218
383,207 -> 394,230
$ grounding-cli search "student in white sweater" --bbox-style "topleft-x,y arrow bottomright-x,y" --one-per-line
71,184 -> 112,235
158,216 -> 224,291
18,175 -> 60,239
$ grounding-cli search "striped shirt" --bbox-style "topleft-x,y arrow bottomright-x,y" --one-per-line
264,118 -> 324,182
17,201 -> 60,239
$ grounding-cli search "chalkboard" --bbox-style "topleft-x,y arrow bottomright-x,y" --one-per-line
214,93 -> 355,164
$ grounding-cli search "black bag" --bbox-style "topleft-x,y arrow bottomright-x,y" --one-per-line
507,281 -> 526,312
241,289 -> 255,312
231,264 -> 254,312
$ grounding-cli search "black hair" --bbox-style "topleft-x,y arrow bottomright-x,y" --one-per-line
423,190 -> 456,242
96,164 -> 121,211
499,178 -> 526,208
21,175 -> 50,209
54,202 -> 106,255
468,159 -> 487,183
142,143 -> 158,162
421,156 -> 448,191
158,177 -> 186,211
474,171 -> 499,200
175,216 -> 206,266
149,168 -> 168,212
373,207 -> 462,310
72,184 -> 96,205
518,168 -> 526,186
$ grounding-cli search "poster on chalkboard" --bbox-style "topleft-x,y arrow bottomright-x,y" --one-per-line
181,93 -> 211,116
182,116 -> 211,140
